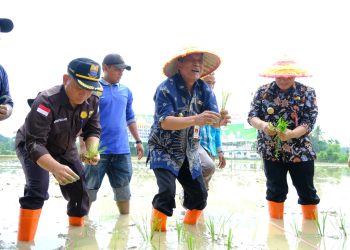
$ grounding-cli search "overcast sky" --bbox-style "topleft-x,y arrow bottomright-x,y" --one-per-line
1,0 -> 349,146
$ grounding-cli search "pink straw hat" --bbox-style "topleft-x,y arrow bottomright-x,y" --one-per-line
260,56 -> 311,78
163,46 -> 221,78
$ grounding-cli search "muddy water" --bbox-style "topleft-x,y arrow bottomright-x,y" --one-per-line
0,158 -> 349,250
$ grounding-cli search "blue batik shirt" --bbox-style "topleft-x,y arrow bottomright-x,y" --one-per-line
148,73 -> 219,179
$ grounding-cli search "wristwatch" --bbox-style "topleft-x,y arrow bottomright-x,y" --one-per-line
135,140 -> 142,144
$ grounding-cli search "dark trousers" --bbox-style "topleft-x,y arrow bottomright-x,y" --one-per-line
152,159 -> 208,216
16,143 -> 90,217
263,159 -> 320,205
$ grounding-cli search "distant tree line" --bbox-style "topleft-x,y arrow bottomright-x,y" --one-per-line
0,135 -> 15,155
0,126 -> 349,163
0,135 -> 146,157
309,125 -> 348,163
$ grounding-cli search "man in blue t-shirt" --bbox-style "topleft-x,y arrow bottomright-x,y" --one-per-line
199,73 -> 226,190
0,18 -> 14,121
80,54 -> 144,215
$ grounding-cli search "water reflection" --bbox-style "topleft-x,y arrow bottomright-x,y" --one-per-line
108,215 -> 130,249
1,158 -> 349,249
267,219 -> 289,250
64,224 -> 99,250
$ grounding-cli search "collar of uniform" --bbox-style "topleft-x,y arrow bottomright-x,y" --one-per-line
173,73 -> 200,93
271,81 -> 296,94
60,85 -> 71,107
59,85 -> 89,108
100,78 -> 120,87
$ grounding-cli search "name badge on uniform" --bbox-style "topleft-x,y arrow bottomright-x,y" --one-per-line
193,125 -> 200,139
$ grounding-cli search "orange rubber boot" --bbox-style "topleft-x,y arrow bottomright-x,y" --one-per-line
18,208 -> 42,241
69,216 -> 85,226
183,209 -> 202,225
301,205 -> 318,220
268,201 -> 284,219
151,208 -> 167,232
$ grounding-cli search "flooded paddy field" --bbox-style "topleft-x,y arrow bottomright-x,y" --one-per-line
0,158 -> 349,249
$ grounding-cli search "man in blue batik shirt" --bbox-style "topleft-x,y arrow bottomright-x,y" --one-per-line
0,18 -> 14,121
148,47 -> 230,231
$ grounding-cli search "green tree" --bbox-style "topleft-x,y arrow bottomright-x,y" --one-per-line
310,125 -> 327,153
317,141 -> 347,163
0,135 -> 15,155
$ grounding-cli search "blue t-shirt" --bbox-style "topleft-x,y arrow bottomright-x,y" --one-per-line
200,125 -> 222,157
99,78 -> 135,154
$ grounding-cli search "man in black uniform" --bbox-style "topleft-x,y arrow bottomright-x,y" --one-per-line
16,58 -> 103,242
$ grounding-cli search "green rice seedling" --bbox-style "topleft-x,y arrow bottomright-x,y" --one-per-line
217,215 -> 232,241
135,215 -> 154,243
186,233 -> 195,250
226,228 -> 233,250
290,217 -> 300,237
275,117 -> 289,133
135,221 -> 148,242
336,209 -> 347,238
206,216 -> 216,241
273,117 -> 288,158
176,220 -> 183,242
220,90 -> 231,118
314,211 -> 328,237
84,143 -> 106,160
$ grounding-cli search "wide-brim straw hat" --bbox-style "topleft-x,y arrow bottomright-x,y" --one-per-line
260,57 -> 311,78
163,47 -> 221,77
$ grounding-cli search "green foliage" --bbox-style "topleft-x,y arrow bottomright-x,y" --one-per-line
317,140 -> 348,163
310,125 -> 328,152
84,143 -> 106,160
270,117 -> 289,158
0,135 -> 15,155
275,117 -> 289,133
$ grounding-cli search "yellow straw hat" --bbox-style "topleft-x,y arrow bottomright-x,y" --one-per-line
201,72 -> 215,81
163,47 -> 221,77
260,56 -> 311,78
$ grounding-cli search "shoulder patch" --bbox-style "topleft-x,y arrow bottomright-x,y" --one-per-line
37,104 -> 51,117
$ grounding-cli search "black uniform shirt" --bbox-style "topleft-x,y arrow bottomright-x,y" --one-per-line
16,85 -> 101,163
